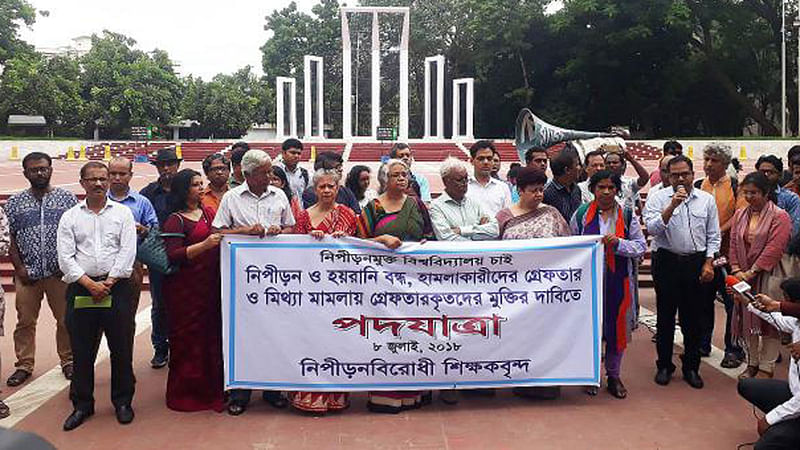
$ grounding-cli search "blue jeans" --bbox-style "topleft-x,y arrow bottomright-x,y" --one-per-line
148,270 -> 169,354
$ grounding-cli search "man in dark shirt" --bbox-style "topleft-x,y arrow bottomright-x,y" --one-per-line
140,148 -> 181,369
301,151 -> 361,214
543,147 -> 582,223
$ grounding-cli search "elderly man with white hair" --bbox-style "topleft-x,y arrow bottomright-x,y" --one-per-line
212,149 -> 295,415
694,143 -> 744,369
430,157 -> 499,243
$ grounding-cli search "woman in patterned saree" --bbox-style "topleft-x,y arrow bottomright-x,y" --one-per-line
496,167 -> 570,240
497,167 -> 570,400
289,169 -> 358,414
358,159 -> 434,414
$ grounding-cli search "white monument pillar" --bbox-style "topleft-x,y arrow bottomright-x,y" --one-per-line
452,78 -> 475,140
424,55 -> 445,139
341,13 -> 352,139
371,12 -> 380,139
276,77 -> 297,139
341,7 -> 410,140
303,55 -> 324,139
399,11 -> 409,141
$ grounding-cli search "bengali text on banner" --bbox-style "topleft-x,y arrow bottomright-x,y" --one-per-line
221,234 -> 604,391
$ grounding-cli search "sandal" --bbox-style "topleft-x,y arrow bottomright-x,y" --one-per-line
0,400 -> 9,419
584,386 -> 598,396
606,377 -> 628,399
738,366 -> 759,380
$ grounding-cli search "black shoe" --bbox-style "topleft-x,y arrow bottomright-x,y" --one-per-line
63,409 -> 94,431
62,364 -> 74,380
699,349 -> 711,358
720,352 -> 743,369
777,353 -> 784,364
262,391 -> 288,409
227,403 -> 246,416
6,369 -> 31,387
682,370 -> 704,389
654,368 -> 672,386
115,405 -> 134,424
150,350 -> 169,369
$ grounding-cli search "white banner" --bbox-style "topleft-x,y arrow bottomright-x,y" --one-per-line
221,235 -> 603,391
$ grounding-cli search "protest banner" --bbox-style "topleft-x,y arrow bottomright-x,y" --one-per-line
221,235 -> 603,391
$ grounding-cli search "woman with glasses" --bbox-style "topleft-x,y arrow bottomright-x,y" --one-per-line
357,159 -> 434,413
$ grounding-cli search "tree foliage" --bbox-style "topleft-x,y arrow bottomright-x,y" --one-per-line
0,0 -> 36,64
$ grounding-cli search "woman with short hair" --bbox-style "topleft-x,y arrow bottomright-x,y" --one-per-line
571,170 -> 647,398
358,159 -> 434,413
731,172 -> 792,379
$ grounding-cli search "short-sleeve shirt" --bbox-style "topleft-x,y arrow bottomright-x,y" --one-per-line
4,188 -> 77,280
212,182 -> 296,229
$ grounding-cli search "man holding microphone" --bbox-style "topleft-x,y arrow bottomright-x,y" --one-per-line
643,155 -> 721,389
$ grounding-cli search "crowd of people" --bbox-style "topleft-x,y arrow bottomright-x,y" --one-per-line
0,138 -> 799,447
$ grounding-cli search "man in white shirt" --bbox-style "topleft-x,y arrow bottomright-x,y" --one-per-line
737,283 -> 800,449
577,149 -> 606,203
57,161 -> 137,431
430,157 -> 498,242
467,140 -> 512,218
605,149 -> 649,210
212,149 -> 295,415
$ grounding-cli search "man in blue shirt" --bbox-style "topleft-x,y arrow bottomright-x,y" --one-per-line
108,156 -> 159,343
755,155 -> 800,237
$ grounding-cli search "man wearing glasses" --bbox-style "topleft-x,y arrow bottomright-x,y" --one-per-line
3,152 -> 77,387
200,153 -> 230,212
644,155 -> 721,390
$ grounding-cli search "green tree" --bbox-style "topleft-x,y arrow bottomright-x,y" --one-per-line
0,0 -> 36,64
80,31 -> 183,138
180,67 -> 272,138
0,52 -> 85,135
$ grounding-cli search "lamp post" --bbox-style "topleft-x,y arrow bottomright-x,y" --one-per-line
782,0 -> 787,137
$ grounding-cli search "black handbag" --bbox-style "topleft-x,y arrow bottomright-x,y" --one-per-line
136,215 -> 185,275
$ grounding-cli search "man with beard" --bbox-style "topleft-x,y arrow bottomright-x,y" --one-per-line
4,152 -> 76,387
140,148 -> 182,369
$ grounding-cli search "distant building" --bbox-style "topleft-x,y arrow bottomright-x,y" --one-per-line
37,36 -> 92,59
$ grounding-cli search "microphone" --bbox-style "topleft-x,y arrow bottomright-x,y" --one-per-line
725,275 -> 756,303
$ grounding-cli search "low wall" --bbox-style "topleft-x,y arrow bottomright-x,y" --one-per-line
2,139 -> 800,163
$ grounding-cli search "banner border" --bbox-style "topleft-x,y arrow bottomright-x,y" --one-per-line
225,239 -> 602,389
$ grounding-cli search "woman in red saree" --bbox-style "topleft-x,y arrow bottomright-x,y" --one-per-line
731,172 -> 792,379
289,169 -> 358,414
162,169 -> 225,412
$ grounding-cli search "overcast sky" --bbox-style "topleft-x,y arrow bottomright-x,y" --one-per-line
20,0 -> 318,80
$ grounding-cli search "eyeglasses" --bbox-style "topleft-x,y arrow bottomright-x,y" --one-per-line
389,172 -> 409,179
